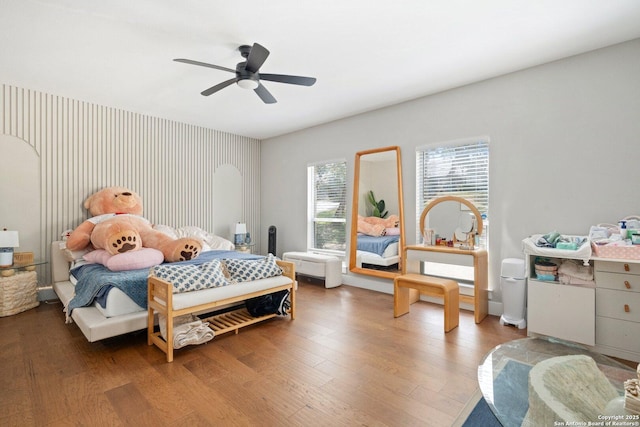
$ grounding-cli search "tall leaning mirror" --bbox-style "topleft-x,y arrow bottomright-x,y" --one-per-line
349,146 -> 405,279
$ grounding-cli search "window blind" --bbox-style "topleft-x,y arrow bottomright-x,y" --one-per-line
308,160 -> 347,252
416,138 -> 490,235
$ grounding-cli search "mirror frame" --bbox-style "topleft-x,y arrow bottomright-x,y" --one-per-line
419,195 -> 484,243
349,146 -> 405,279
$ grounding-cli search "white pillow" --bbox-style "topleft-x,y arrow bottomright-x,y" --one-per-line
223,254 -> 282,282
153,224 -> 179,239
151,259 -> 229,293
204,234 -> 235,251
175,225 -> 235,251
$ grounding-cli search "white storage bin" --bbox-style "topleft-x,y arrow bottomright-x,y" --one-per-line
500,258 -> 527,329
282,252 -> 342,288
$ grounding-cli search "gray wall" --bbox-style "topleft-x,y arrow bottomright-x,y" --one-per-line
260,39 -> 640,303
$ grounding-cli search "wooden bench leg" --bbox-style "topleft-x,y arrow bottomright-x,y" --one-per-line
395,275 -> 459,333
394,279 -> 410,317
443,286 -> 459,332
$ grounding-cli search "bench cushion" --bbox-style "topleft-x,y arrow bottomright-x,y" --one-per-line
171,275 -> 292,310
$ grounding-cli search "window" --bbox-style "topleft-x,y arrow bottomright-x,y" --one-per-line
416,137 -> 490,244
307,160 -> 347,253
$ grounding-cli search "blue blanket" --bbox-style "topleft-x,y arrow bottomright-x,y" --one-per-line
67,250 -> 261,316
357,234 -> 400,256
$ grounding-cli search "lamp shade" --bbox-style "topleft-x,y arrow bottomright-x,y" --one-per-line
235,223 -> 247,234
0,230 -> 19,248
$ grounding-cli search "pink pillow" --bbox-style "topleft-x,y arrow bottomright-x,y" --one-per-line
385,227 -> 401,236
83,248 -> 164,271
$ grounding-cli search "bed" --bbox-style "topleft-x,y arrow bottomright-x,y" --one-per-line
355,234 -> 400,269
51,228 -> 290,343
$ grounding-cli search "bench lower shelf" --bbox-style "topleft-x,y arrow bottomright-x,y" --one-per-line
200,308 -> 277,336
149,308 -> 280,360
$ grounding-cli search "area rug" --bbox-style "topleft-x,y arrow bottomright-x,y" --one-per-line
453,359 -> 532,427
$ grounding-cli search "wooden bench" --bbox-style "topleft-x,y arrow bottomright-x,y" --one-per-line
148,260 -> 296,362
393,273 -> 459,332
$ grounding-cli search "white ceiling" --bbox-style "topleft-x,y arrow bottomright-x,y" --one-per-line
2,1 -> 640,140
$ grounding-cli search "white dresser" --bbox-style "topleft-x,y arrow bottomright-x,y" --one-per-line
593,259 -> 640,362
525,251 -> 595,346
526,250 -> 640,363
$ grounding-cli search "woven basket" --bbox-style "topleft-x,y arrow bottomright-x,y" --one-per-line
534,260 -> 558,281
0,271 -> 39,316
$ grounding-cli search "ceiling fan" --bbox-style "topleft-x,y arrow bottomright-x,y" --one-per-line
174,43 -> 316,104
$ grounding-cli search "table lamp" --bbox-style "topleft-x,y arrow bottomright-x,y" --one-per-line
234,223 -> 246,245
0,229 -> 20,267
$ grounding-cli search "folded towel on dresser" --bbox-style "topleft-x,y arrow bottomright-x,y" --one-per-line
558,259 -> 595,286
159,314 -> 215,349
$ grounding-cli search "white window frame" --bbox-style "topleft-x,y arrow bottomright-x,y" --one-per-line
416,136 -> 490,247
307,159 -> 347,255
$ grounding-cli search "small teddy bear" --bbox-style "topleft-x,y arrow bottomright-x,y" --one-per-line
66,186 -> 202,262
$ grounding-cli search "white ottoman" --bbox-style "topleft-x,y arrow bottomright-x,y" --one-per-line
282,252 -> 342,288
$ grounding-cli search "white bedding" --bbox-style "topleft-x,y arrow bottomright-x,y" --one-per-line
356,241 -> 400,267
51,226 -> 239,342
52,279 -> 149,342
69,271 -> 144,318
95,287 -> 145,317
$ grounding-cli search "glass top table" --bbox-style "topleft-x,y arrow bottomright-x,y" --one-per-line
478,337 -> 636,426
0,260 -> 46,278
0,260 -> 46,271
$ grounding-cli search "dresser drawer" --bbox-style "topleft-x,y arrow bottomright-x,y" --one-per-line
596,288 -> 640,322
594,260 -> 640,275
595,271 -> 640,292
596,316 -> 640,353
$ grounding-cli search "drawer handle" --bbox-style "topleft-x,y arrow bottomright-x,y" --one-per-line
624,263 -> 630,272
625,281 -> 631,289
625,304 -> 630,313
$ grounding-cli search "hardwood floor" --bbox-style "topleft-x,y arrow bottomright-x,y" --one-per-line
0,283 -> 527,426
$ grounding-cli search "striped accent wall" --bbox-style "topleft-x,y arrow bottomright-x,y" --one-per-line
0,84 -> 261,286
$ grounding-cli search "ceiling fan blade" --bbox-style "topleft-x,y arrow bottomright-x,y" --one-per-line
260,73 -> 316,86
174,58 -> 236,74
245,43 -> 270,73
201,78 -> 238,96
254,83 -> 277,104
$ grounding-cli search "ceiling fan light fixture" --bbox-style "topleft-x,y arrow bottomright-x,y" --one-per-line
176,42 -> 316,103
237,78 -> 259,90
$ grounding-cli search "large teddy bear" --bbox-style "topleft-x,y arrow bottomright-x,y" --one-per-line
66,186 -> 202,262
357,214 -> 400,237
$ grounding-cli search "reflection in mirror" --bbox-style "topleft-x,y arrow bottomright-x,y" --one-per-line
349,146 -> 405,279
454,212 -> 476,248
419,195 -> 483,249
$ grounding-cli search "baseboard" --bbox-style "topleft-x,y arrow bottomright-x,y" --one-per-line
38,286 -> 58,301
343,274 -> 506,316
342,274 -> 393,294
489,301 -> 503,317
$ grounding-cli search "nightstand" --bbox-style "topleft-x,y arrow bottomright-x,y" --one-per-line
235,244 -> 255,254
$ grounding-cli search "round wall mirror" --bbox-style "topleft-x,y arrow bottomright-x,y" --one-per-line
419,195 -> 483,248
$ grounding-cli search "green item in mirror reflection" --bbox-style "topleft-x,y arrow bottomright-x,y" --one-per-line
367,191 -> 388,218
